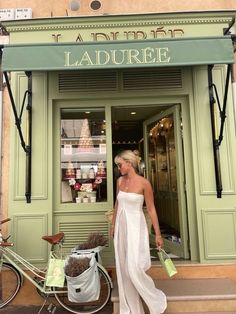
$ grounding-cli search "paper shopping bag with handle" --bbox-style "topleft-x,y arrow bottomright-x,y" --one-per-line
158,248 -> 177,277
45,253 -> 65,287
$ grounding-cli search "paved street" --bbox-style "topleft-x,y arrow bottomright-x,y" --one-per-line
0,302 -> 113,314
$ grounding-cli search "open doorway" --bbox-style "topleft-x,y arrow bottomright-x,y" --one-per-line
111,104 -> 189,259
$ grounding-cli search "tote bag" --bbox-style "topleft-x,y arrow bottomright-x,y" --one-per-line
158,248 -> 177,277
66,253 -> 100,303
45,253 -> 65,287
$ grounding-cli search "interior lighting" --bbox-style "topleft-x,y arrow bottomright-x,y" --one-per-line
130,111 -> 136,115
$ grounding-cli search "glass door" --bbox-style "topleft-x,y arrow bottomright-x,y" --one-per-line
143,105 -> 189,259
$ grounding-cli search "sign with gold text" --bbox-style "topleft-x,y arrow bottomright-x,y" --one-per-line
2,37 -> 234,72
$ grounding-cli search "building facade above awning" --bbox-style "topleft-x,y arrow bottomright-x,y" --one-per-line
1,36 -> 234,72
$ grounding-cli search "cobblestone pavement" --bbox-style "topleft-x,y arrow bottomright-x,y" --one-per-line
0,302 -> 113,314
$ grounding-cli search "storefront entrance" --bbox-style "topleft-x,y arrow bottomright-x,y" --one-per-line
2,11 -> 236,265
112,104 -> 189,259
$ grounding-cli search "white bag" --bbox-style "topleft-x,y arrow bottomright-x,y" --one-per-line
66,253 -> 100,303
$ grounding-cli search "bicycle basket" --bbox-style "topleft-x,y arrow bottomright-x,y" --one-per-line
65,252 -> 100,303
71,246 -> 104,263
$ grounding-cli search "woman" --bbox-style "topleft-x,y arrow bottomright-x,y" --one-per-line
112,150 -> 167,314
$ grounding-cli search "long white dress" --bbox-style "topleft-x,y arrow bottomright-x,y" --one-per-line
114,191 -> 167,314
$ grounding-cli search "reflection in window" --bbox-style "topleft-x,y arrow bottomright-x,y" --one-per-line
61,108 -> 107,203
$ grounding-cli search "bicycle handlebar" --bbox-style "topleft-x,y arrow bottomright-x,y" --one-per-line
0,218 -> 11,225
0,242 -> 13,247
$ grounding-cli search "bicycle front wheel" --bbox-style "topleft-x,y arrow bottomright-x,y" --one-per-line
0,262 -> 22,308
54,265 -> 112,314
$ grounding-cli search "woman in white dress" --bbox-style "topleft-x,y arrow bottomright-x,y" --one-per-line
111,150 -> 167,314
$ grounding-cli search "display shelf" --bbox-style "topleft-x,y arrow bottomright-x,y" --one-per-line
61,161 -> 107,204
60,112 -> 107,204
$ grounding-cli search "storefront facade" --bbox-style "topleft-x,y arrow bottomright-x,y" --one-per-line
1,11 -> 236,265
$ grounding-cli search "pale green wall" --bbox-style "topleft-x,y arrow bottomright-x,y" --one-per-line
191,65 -> 236,262
5,11 -> 236,264
8,66 -> 236,264
9,72 -> 51,263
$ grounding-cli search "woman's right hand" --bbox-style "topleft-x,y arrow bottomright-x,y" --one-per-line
156,234 -> 164,249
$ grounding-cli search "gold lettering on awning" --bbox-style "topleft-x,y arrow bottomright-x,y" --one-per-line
64,46 -> 171,68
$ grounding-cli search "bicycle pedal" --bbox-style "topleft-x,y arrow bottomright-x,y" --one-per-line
52,307 -> 57,314
47,304 -> 53,311
47,304 -> 57,313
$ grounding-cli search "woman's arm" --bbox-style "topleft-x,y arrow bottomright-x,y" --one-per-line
143,179 -> 164,248
111,177 -> 121,237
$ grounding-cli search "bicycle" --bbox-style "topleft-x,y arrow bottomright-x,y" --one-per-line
0,217 -> 113,314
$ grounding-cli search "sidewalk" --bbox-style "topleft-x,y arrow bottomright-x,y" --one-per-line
0,302 -> 113,314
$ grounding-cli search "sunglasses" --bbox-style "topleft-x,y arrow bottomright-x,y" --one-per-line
116,160 -> 130,168
116,163 -> 123,169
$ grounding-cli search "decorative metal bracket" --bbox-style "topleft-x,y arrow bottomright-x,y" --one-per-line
3,71 -> 32,203
207,18 -> 236,198
208,63 -> 232,198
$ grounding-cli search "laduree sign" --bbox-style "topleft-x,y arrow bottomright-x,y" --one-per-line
1,36 -> 234,71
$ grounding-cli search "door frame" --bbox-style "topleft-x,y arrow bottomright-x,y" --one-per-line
143,104 -> 190,259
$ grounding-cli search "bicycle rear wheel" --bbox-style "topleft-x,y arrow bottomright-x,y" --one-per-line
0,262 -> 22,308
54,265 -> 112,314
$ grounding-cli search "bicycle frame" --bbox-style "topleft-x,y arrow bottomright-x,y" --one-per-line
0,239 -> 67,296
0,228 -> 113,295
0,218 -> 113,314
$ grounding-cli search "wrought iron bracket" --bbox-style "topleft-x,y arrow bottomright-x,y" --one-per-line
3,71 -> 32,203
207,63 -> 232,198
206,17 -> 235,198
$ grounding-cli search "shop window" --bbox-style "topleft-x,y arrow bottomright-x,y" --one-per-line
61,108 -> 107,204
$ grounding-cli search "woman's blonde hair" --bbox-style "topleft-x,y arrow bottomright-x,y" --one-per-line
114,150 -> 141,170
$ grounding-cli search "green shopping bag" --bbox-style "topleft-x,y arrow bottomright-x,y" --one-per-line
45,253 -> 65,287
158,248 -> 177,277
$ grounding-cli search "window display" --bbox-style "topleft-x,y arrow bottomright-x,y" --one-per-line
61,108 -> 107,203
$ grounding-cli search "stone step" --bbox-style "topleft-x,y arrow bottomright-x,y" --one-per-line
159,278 -> 236,301
111,278 -> 236,313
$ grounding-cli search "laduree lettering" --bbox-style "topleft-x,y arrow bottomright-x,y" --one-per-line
64,47 -> 170,67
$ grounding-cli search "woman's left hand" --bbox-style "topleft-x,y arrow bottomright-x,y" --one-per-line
110,225 -> 115,238
156,235 -> 164,250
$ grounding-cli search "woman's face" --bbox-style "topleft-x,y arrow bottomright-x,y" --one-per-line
116,158 -> 131,176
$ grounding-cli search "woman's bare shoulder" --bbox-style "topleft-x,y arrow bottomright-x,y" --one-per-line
116,176 -> 122,187
117,176 -> 122,182
139,176 -> 152,188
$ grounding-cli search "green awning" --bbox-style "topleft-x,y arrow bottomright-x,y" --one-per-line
1,36 -> 234,71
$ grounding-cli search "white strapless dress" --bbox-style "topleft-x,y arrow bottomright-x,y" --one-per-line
114,191 -> 167,314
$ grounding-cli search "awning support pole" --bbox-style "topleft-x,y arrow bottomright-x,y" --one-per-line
208,63 -> 232,198
3,71 -> 32,203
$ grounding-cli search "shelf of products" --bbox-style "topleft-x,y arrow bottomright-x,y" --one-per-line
61,159 -> 107,204
60,111 -> 107,204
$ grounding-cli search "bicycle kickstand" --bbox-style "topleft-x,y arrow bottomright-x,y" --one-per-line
36,296 -> 57,314
47,303 -> 57,313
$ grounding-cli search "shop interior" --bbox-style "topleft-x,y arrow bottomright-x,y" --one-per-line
111,105 -> 182,254
60,105 -> 183,256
